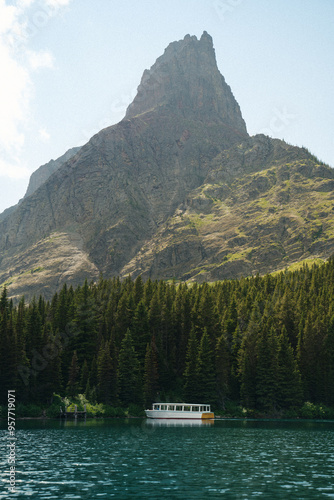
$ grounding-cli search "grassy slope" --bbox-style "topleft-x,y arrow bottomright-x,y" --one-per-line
122,138 -> 334,281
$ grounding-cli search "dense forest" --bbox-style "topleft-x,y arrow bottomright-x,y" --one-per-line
1,258 -> 334,417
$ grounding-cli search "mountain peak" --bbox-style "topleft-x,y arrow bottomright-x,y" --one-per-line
200,30 -> 213,44
125,32 -> 247,135
0,32 -> 331,301
164,31 -> 213,55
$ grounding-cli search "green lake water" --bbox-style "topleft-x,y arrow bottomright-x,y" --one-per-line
1,418 -> 334,499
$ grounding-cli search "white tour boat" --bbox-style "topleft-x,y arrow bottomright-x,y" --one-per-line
145,403 -> 214,419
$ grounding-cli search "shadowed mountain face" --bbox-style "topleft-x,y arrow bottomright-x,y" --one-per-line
0,32 -> 333,300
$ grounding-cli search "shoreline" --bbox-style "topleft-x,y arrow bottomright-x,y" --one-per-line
1,416 -> 334,423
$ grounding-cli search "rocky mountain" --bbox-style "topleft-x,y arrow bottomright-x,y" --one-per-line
0,147 -> 80,223
123,135 -> 334,282
0,32 -> 333,300
24,147 -> 80,199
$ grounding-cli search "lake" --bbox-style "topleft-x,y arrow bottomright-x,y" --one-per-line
1,418 -> 334,499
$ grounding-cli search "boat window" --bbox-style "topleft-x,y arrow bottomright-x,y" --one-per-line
192,406 -> 199,411
161,405 -> 167,410
183,406 -> 190,411
168,405 -> 175,411
154,404 -> 160,410
175,405 -> 182,411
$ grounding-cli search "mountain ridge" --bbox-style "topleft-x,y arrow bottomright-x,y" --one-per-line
0,32 -> 333,300
0,147 -> 80,223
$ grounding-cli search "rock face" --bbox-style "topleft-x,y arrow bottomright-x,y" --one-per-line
24,147 -> 80,199
122,135 -> 334,282
126,31 -> 247,136
0,32 -> 333,300
0,147 -> 80,223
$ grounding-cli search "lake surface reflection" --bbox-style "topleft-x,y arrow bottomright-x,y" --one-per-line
1,418 -> 334,499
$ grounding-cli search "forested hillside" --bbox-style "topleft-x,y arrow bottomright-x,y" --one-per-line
1,259 -> 334,416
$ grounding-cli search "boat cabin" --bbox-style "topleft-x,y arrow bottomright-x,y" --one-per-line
152,403 -> 211,412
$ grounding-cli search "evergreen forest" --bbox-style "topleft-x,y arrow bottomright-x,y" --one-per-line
1,258 -> 334,418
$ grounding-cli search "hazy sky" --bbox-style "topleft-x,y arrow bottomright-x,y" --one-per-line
0,0 -> 333,213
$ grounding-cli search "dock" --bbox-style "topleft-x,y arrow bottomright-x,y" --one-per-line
60,404 -> 86,419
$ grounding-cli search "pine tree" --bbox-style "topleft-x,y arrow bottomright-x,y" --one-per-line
86,356 -> 98,401
277,289 -> 297,350
276,327 -> 303,409
158,290 -> 177,391
183,327 -> 199,402
255,326 -> 279,412
322,316 -> 334,406
38,323 -> 62,403
297,315 -> 326,402
173,284 -> 192,375
197,328 -> 216,405
134,275 -> 144,305
97,341 -> 117,404
54,283 -> 71,332
215,334 -> 230,409
238,306 -> 261,409
143,278 -> 154,308
143,337 -> 159,408
114,291 -> 132,346
72,279 -> 97,365
223,295 -> 238,349
25,297 -> 43,355
148,292 -> 161,338
0,298 -> 18,404
118,329 -> 142,405
66,351 -> 80,397
132,300 -> 150,362
80,359 -> 90,393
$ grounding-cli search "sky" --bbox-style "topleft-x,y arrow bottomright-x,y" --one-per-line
0,0 -> 333,213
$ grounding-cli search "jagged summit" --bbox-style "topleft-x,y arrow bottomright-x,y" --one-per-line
161,31 -> 214,59
125,32 -> 247,136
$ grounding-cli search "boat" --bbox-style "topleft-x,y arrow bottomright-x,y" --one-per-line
145,419 -> 214,427
145,403 -> 214,419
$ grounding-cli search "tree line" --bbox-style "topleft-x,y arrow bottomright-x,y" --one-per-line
1,258 -> 334,413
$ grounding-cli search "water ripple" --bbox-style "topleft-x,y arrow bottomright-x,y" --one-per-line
0,419 -> 333,498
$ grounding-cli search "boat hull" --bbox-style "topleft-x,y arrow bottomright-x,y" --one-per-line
145,409 -> 214,419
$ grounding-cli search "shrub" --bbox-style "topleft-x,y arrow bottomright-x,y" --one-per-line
127,404 -> 145,417
220,401 -> 245,418
299,402 -> 317,419
16,403 -> 43,418
51,394 -> 63,407
104,406 -> 126,418
46,403 -> 61,418
299,402 -> 330,419
283,408 -> 298,419
0,405 -> 5,419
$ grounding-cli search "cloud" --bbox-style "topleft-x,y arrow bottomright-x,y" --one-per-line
0,157 -> 30,179
27,49 -> 54,70
0,0 -> 70,179
0,40 -> 29,152
38,127 -> 51,142
46,0 -> 71,7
